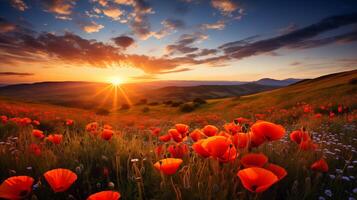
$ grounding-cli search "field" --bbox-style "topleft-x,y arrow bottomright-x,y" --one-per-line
0,70 -> 356,200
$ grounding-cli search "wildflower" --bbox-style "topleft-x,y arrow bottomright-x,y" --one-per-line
169,129 -> 183,142
311,158 -> 328,172
66,119 -> 74,126
232,133 -> 248,148
234,117 -> 250,124
314,113 -> 322,119
175,124 -> 189,136
1,115 -> 8,124
201,136 -> 231,158
192,140 -> 210,158
224,122 -> 241,134
237,167 -> 278,193
46,134 -> 63,145
251,121 -> 285,141
44,168 -> 77,192
218,144 -> 237,163
167,144 -> 188,158
241,153 -> 268,168
87,191 -> 121,200
159,134 -> 171,142
101,129 -> 114,141
190,129 -> 204,142
154,158 -> 183,175
150,127 -> 161,137
0,176 -> 34,199
32,129 -> 45,139
324,189 -> 332,197
290,130 -> 310,144
32,120 -> 40,126
265,163 -> 287,180
86,122 -> 99,133
202,125 -> 218,137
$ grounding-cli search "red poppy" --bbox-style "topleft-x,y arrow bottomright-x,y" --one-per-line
237,167 -> 278,193
290,130 -> 310,144
66,119 -> 74,126
232,133 -> 248,148
265,163 -> 287,180
218,144 -> 237,163
175,124 -> 189,136
190,129 -> 204,142
101,129 -> 114,141
29,143 -> 41,156
20,117 -> 32,126
159,134 -> 171,142
150,127 -> 161,137
1,115 -> 7,124
249,131 -> 266,148
87,191 -> 121,200
168,129 -> 183,143
251,121 -> 285,141
202,125 -> 218,137
299,139 -> 318,151
103,124 -> 113,130
338,105 -> 343,113
234,117 -> 250,124
32,129 -> 45,139
155,145 -> 163,156
329,112 -> 335,119
154,158 -> 183,175
86,122 -> 99,133
167,144 -> 188,158
44,168 -> 77,192
0,176 -> 34,199
311,158 -> 328,172
201,136 -> 231,158
241,153 -> 268,168
192,140 -> 210,158
46,134 -> 63,145
32,120 -> 40,126
224,122 -> 241,134
314,113 -> 322,119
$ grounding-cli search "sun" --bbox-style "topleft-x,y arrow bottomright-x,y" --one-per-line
108,77 -> 123,86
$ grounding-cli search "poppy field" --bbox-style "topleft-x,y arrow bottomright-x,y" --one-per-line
0,72 -> 356,200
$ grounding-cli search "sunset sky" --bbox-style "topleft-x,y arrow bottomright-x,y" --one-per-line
0,0 -> 356,84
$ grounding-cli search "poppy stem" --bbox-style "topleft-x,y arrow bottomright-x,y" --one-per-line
170,176 -> 181,200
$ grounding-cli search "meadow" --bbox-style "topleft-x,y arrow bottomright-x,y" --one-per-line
0,70 -> 356,200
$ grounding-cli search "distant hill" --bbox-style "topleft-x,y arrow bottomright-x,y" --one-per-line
0,80 -> 281,109
254,78 -> 302,86
145,83 -> 278,101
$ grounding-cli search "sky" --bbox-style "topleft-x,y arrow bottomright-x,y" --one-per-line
0,0 -> 356,84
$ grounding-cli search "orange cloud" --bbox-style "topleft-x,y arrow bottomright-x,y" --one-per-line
10,0 -> 28,11
81,21 -> 104,33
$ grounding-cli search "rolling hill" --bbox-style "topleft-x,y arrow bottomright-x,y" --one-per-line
0,78 -> 295,109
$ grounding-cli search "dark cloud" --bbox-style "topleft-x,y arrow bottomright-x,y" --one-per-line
0,18 -> 16,33
279,23 -> 299,35
0,72 -> 34,76
0,18 -> 196,74
219,13 -> 357,60
165,32 -> 208,55
112,36 -> 135,48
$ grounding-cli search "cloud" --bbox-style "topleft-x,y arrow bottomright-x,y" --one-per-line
157,68 -> 191,74
290,62 -> 301,66
165,32 -> 208,55
42,0 -> 76,19
102,7 -> 123,20
81,21 -> 104,33
154,18 -> 185,39
0,18 -> 16,33
0,20 -> 196,74
112,35 -> 135,48
211,0 -> 238,15
0,72 -> 34,76
218,13 -> 357,60
9,0 -> 28,11
200,20 -> 225,30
